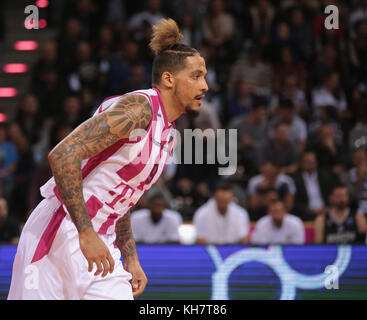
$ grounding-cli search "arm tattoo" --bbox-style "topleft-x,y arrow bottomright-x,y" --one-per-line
49,95 -> 152,233
115,212 -> 137,259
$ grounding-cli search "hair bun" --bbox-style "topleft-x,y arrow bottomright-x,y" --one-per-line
149,18 -> 184,56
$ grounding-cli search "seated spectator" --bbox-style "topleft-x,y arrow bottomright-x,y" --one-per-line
293,151 -> 339,221
269,98 -> 307,152
307,123 -> 345,175
228,44 -> 272,97
0,197 -> 20,244
314,185 -> 367,244
131,194 -> 182,244
342,148 -> 367,207
311,71 -> 348,119
0,123 -> 19,200
228,103 -> 268,176
248,161 -> 296,213
248,187 -> 279,221
251,199 -> 305,244
170,177 -> 196,221
259,122 -> 299,175
349,106 -> 367,150
193,183 -> 250,244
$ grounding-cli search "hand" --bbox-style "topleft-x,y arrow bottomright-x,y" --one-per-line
79,227 -> 115,277
124,259 -> 147,298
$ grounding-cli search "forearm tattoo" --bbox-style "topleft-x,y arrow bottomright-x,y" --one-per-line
49,95 -> 152,233
115,211 -> 137,259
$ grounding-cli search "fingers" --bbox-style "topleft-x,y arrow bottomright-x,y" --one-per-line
132,278 -> 147,298
94,260 -> 103,276
107,252 -> 115,274
89,255 -> 115,277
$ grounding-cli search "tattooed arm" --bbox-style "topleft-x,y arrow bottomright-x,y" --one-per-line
48,94 -> 152,277
115,212 -> 147,297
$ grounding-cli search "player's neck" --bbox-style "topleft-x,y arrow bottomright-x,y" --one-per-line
155,87 -> 183,123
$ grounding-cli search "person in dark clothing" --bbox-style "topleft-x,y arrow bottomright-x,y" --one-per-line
292,151 -> 339,221
314,185 -> 366,244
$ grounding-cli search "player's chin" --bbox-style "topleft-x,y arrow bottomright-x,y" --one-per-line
185,104 -> 200,117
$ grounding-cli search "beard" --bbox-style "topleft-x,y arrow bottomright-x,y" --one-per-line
185,104 -> 200,118
335,203 -> 348,211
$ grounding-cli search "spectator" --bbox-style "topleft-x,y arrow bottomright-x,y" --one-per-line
131,194 -> 182,244
293,151 -> 339,221
349,105 -> 367,150
343,148 -> 367,205
307,123 -> 345,175
0,123 -> 19,200
128,0 -> 166,33
202,0 -> 235,65
228,44 -> 272,97
228,103 -> 268,176
226,80 -> 260,120
311,71 -> 348,119
0,197 -> 20,244
259,122 -> 299,175
349,0 -> 367,39
193,183 -> 250,244
248,187 -> 279,221
251,199 -> 305,244
314,185 -> 366,244
270,98 -> 307,152
248,161 -> 296,213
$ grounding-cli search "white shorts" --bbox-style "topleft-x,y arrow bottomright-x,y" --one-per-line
7,196 -> 133,300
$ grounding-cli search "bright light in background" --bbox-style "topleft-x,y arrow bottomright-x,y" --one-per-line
14,41 -> 38,51
0,88 -> 18,98
36,0 -> 49,8
3,63 -> 28,74
39,19 -> 47,29
0,114 -> 7,122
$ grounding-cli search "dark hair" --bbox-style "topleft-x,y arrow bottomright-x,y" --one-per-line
149,18 -> 199,86
215,181 -> 233,192
278,97 -> 294,110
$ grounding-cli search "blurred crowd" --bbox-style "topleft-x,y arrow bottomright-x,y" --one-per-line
1,0 -> 367,245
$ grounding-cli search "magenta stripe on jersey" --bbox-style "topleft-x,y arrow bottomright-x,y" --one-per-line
86,195 -> 104,219
105,185 -> 131,209
31,205 -> 66,263
115,93 -> 159,182
98,213 -> 119,234
82,138 -> 127,179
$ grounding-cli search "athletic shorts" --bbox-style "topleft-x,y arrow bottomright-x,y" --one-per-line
7,196 -> 133,300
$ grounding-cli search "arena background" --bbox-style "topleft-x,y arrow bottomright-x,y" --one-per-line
0,0 -> 367,300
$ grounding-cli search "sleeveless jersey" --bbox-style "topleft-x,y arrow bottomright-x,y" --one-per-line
40,88 -> 176,235
324,209 -> 361,244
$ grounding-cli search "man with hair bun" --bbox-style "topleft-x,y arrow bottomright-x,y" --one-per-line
9,18 -> 208,300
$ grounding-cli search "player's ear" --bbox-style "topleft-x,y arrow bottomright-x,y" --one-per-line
161,71 -> 174,88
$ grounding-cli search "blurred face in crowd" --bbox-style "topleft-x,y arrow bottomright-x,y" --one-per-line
214,188 -> 233,215
329,187 -> 349,211
251,106 -> 266,124
325,72 -> 340,91
149,197 -> 165,222
278,106 -> 294,123
291,8 -> 304,26
268,201 -> 286,228
64,96 -> 81,118
21,93 -> 39,116
301,152 -> 318,173
0,197 -> 8,223
66,18 -> 82,39
42,41 -> 57,63
211,0 -> 224,15
273,123 -> 290,145
352,149 -> 367,167
319,124 -> 335,142
261,162 -> 279,181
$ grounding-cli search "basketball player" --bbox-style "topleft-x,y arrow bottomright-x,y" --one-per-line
8,18 -> 208,300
